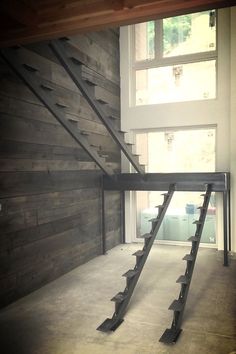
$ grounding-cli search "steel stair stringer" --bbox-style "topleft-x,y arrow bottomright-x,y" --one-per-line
97,184 -> 175,332
159,183 -> 213,344
0,46 -> 114,177
50,38 -> 145,175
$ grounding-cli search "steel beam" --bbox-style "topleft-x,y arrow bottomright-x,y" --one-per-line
103,172 -> 229,192
104,172 -> 230,268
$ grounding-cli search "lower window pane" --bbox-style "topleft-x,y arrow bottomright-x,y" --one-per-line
135,128 -> 216,244
135,60 -> 216,105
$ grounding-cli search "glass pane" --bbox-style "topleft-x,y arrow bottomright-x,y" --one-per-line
136,128 -> 216,244
147,130 -> 215,173
134,21 -> 155,61
163,11 -> 216,57
138,192 -> 216,244
135,60 -> 216,105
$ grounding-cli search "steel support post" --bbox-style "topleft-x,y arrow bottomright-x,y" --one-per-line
223,190 -> 229,266
101,177 -> 106,255
120,190 -> 126,244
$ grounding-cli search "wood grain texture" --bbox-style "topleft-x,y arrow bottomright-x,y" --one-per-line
0,0 -> 233,47
0,29 -> 121,308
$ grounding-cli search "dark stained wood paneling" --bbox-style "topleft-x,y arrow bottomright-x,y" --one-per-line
0,141 -> 91,161
106,228 -> 121,251
0,238 -> 102,307
0,114 -> 120,157
1,188 -> 99,214
0,170 -> 101,198
0,28 -> 121,308
0,214 -> 100,255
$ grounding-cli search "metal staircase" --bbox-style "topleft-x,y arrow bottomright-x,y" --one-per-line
0,43 -> 145,177
159,184 -> 213,343
0,46 -> 114,177
97,184 -> 175,332
49,38 -> 145,175
1,43 -> 228,345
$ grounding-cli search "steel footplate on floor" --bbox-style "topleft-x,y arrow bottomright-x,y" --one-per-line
159,328 -> 182,344
97,318 -> 124,332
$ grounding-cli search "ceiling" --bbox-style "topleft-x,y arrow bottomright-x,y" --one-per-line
0,0 -> 235,47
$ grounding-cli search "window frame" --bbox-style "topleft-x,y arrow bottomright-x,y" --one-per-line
131,11 -> 218,106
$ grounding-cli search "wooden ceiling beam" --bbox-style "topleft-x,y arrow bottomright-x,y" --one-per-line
0,0 -> 39,27
0,0 -> 235,47
37,0 -> 125,24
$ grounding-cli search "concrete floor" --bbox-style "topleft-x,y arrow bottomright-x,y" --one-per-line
0,244 -> 236,354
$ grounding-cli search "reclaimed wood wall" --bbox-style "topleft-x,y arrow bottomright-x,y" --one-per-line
0,29 -> 122,307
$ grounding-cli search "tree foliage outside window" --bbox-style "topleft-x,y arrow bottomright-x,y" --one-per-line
147,21 -> 155,58
133,11 -> 216,105
163,15 -> 192,54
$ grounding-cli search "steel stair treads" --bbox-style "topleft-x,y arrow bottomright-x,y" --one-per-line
142,233 -> 152,240
193,220 -> 203,225
188,236 -> 198,242
0,46 -> 114,177
132,250 -> 145,263
132,250 -> 145,257
168,299 -> 184,312
122,269 -> 138,279
111,292 -> 127,303
176,275 -> 189,284
182,254 -> 194,261
50,38 -> 145,175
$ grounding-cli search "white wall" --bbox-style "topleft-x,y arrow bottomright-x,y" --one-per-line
120,8 -> 236,251
230,6 -> 236,253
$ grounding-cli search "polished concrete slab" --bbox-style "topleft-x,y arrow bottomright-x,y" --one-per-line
0,244 -> 236,354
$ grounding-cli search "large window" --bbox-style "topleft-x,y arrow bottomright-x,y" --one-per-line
132,10 -> 217,105
135,127 -> 216,244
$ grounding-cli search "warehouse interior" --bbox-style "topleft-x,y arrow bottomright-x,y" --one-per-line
0,1 -> 236,353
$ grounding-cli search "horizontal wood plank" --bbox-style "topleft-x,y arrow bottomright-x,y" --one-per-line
0,170 -> 101,198
0,28 -> 121,308
1,188 -> 99,214
0,140 -> 90,161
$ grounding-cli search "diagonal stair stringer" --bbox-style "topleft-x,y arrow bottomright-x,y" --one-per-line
159,183 -> 213,344
97,184 -> 175,332
0,46 -> 114,177
50,38 -> 145,175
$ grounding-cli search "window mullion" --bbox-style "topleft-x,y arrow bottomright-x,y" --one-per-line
155,19 -> 163,61
134,50 -> 217,70
130,24 -> 136,106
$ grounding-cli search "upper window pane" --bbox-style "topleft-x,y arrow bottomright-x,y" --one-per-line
163,11 -> 216,57
136,60 -> 216,105
135,21 -> 155,61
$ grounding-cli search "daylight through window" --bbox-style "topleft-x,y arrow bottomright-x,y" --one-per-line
132,10 -> 217,105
